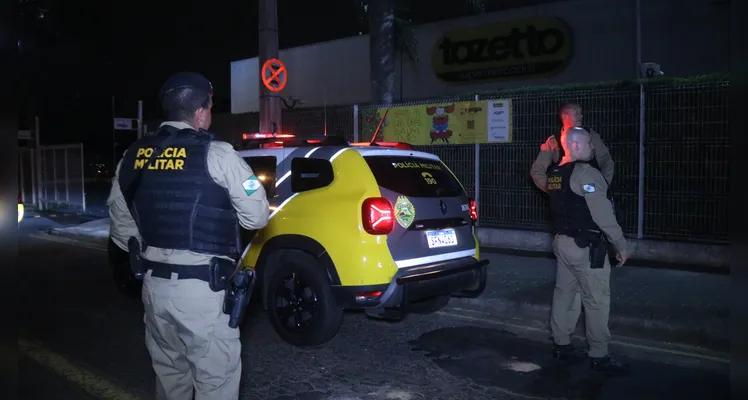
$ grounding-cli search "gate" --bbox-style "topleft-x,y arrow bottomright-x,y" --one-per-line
36,144 -> 87,212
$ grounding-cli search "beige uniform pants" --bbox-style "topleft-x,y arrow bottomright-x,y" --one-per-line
550,234 -> 612,358
142,270 -> 242,400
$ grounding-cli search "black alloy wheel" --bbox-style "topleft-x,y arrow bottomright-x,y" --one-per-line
265,250 -> 344,346
274,272 -> 319,333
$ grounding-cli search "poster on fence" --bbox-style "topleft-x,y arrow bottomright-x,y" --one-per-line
368,99 -> 512,145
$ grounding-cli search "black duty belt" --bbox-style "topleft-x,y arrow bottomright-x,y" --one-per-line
143,259 -> 210,282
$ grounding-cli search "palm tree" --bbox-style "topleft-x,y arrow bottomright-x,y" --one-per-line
359,0 -> 484,105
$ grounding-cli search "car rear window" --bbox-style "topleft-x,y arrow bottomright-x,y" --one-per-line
364,156 -> 465,198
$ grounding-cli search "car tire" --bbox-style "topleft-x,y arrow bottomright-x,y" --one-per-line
108,239 -> 142,299
409,295 -> 451,314
265,250 -> 343,347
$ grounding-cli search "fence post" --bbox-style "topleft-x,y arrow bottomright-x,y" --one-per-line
636,84 -> 645,239
474,94 -> 480,226
64,148 -> 70,204
53,149 -> 58,203
80,143 -> 86,213
35,116 -> 44,211
19,151 -> 25,203
352,104 -> 359,142
30,151 -> 36,205
137,100 -> 143,139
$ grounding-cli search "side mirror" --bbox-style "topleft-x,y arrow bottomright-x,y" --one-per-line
291,157 -> 334,193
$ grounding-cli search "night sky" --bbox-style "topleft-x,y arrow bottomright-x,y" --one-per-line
18,0 -> 553,156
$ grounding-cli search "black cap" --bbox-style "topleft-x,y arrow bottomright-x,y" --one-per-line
159,72 -> 214,99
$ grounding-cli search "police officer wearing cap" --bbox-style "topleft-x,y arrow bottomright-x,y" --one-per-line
530,103 -> 615,346
545,127 -> 630,375
107,72 -> 270,399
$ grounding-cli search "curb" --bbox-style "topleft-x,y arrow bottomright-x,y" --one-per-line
480,246 -> 731,275
42,218 -> 731,270
43,230 -> 108,250
476,227 -> 730,269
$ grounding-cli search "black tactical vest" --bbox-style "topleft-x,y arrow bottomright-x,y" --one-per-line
546,162 -> 600,235
553,129 -> 601,170
118,126 -> 239,259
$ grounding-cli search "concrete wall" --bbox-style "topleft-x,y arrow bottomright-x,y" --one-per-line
231,0 -> 728,113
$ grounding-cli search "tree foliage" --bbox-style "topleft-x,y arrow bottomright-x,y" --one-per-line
357,0 -> 483,64
358,0 -> 484,104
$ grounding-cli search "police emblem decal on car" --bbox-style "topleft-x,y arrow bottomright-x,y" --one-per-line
394,196 -> 416,229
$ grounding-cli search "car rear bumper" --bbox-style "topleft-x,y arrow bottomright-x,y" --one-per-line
332,256 -> 488,312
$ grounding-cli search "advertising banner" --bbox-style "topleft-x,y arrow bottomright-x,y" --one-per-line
373,100 -> 513,145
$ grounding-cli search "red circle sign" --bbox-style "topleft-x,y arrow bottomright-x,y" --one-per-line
261,58 -> 287,92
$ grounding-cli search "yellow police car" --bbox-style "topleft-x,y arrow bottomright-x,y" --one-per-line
237,133 -> 488,346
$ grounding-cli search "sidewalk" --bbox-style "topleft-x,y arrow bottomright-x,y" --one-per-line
43,219 -> 729,354
46,218 -> 109,248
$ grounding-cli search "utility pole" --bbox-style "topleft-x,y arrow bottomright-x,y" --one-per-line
137,100 -> 143,139
258,0 -> 282,134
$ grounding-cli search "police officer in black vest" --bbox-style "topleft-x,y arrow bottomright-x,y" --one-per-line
545,127 -> 630,375
530,103 -> 616,350
107,72 -> 269,399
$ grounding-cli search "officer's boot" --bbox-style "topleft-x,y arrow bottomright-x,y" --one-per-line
552,344 -> 586,362
589,354 -> 630,376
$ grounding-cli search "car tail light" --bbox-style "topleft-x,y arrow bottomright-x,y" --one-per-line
18,190 -> 22,204
469,199 -> 478,222
362,197 -> 394,235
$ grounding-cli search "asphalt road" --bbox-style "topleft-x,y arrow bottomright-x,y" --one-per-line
18,214 -> 729,400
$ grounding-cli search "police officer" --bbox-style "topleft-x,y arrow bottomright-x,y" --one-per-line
530,103 -> 615,346
530,103 -> 614,191
107,72 -> 270,399
545,127 -> 630,374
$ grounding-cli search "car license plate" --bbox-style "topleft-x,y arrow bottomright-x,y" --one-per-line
426,229 -> 458,248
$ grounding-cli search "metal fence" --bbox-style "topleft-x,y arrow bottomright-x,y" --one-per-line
204,79 -> 730,244
36,144 -> 87,212
356,81 -> 729,243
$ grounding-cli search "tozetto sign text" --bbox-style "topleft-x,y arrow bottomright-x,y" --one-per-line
431,18 -> 573,84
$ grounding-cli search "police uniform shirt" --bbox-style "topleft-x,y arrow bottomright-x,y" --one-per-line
107,121 -> 270,266
567,163 -> 627,253
530,129 -> 614,192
